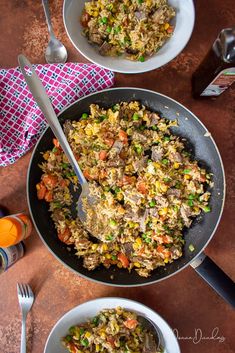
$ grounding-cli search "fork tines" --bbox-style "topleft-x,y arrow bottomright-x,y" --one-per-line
17,283 -> 32,298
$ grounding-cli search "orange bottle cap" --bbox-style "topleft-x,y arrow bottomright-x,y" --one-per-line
0,216 -> 23,247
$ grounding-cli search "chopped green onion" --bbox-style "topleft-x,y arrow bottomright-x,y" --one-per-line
152,125 -> 158,130
69,326 -> 76,335
175,181 -> 181,189
164,136 -> 170,142
96,115 -> 107,123
114,26 -> 121,34
135,145 -> 143,154
52,147 -> 58,153
79,328 -> 85,335
114,186 -> 121,193
139,125 -> 145,131
111,255 -> 117,261
92,316 -> 100,326
112,104 -> 119,112
149,200 -> 156,207
188,194 -> 196,200
138,55 -> 145,62
147,159 -> 152,164
109,219 -> 117,226
101,194 -> 106,199
162,159 -> 169,165
173,205 -> 179,212
144,238 -> 151,243
107,4 -> 113,11
106,234 -> 114,241
132,113 -> 139,121
164,177 -> 171,182
188,200 -> 194,207
183,169 -> 191,174
104,186 -> 111,192
53,201 -> 63,209
203,206 -> 211,213
65,335 -> 72,342
81,113 -> 88,120
189,244 -> 195,252
138,0 -> 143,3
106,26 -> 112,33
61,162 -> 69,169
81,338 -> 89,347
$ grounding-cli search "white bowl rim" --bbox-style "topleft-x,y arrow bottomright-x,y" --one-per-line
63,0 -> 195,74
44,297 -> 181,353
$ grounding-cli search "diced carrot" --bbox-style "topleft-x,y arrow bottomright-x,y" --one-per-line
99,150 -> 108,160
74,153 -> 80,161
157,245 -> 165,253
104,138 -> 114,147
137,181 -> 148,194
60,179 -> 69,188
42,174 -> 58,189
68,343 -> 77,353
117,252 -> 129,268
36,182 -> 46,200
53,138 -> 60,148
107,337 -> 116,348
167,26 -> 174,33
58,227 -> 73,244
119,130 -> 128,144
123,175 -> 135,185
83,169 -> 92,180
44,190 -> 53,202
160,235 -> 171,244
164,250 -> 171,257
123,319 -> 138,329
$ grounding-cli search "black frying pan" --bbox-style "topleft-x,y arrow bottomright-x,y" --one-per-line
27,88 -> 235,307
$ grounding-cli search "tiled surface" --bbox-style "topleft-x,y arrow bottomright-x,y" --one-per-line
0,1 -> 235,352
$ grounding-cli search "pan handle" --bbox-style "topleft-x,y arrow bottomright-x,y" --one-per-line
191,253 -> 235,308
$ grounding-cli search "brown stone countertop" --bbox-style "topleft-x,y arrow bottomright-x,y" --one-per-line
0,1 -> 235,352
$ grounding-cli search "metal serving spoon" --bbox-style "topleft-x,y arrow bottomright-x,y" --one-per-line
137,315 -> 165,353
42,0 -> 68,63
18,54 -> 90,223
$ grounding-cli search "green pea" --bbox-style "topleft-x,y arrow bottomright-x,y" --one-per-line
132,113 -> 139,121
188,194 -> 196,200
65,335 -> 72,342
164,177 -> 171,182
189,244 -> 195,252
79,328 -> 85,335
203,206 -> 211,213
139,55 -> 145,62
149,200 -> 156,207
81,338 -> 89,347
112,104 -> 119,112
114,186 -> 121,193
188,200 -> 194,207
164,136 -> 170,142
81,113 -> 88,120
183,169 -> 191,174
138,0 -> 143,3
152,125 -> 158,130
109,219 -> 117,226
106,26 -> 112,33
111,255 -> 117,261
100,17 -> 108,24
135,145 -> 143,154
114,26 -> 121,33
162,159 -> 169,165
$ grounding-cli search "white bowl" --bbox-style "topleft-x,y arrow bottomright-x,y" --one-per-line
63,0 -> 195,74
44,297 -> 180,353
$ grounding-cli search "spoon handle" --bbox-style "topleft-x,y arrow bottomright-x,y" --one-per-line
18,54 -> 87,187
42,0 -> 54,37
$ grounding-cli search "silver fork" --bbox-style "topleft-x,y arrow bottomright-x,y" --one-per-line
17,283 -> 34,353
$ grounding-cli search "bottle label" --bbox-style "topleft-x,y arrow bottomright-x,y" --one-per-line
0,243 -> 24,272
200,68 -> 235,96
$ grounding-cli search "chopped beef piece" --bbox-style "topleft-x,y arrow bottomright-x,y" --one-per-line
83,253 -> 100,270
151,146 -> 163,161
99,41 -> 112,56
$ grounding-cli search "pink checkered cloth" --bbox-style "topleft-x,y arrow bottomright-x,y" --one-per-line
0,63 -> 114,166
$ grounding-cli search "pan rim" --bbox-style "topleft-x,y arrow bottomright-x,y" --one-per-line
27,87 -> 226,286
